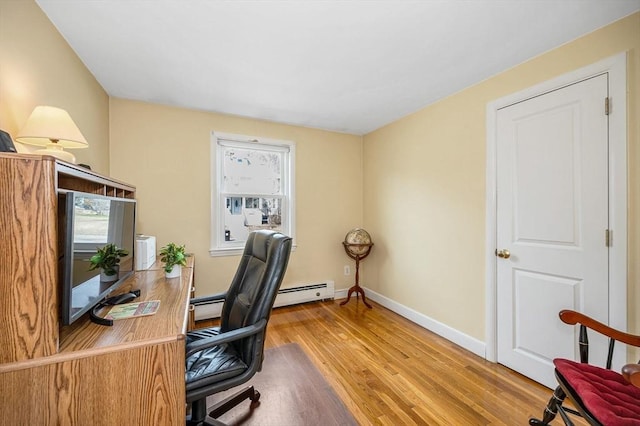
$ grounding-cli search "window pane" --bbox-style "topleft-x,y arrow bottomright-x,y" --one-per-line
222,147 -> 282,194
223,196 -> 283,242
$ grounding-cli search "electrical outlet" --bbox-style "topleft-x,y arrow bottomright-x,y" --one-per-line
344,265 -> 351,276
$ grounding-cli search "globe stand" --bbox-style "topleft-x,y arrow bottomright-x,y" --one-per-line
340,242 -> 373,309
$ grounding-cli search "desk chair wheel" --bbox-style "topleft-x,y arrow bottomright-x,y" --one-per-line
208,386 -> 261,420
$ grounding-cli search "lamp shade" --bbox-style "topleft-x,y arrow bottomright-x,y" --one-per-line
16,106 -> 88,149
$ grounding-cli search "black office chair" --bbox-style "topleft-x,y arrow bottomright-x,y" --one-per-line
185,230 -> 292,426
530,310 -> 640,425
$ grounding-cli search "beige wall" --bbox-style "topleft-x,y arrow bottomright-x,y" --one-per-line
4,0 -> 638,346
363,12 -> 640,341
0,0 -> 110,173
109,99 -> 363,294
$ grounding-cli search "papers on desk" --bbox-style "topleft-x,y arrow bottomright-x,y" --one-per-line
105,300 -> 160,320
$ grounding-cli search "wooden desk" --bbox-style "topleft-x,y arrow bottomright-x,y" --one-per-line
137,256 -> 197,330
0,263 -> 193,425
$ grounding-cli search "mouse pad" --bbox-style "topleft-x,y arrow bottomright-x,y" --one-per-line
105,300 -> 160,320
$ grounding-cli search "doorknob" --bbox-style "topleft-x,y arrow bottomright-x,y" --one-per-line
495,249 -> 511,259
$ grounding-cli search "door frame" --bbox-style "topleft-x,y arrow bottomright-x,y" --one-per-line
484,52 -> 627,363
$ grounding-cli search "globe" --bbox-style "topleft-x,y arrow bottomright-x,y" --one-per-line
344,228 -> 373,257
341,228 -> 373,308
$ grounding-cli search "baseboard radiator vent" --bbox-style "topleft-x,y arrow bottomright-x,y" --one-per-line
194,280 -> 335,321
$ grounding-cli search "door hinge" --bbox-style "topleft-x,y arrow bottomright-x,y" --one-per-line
605,97 -> 610,115
605,229 -> 612,247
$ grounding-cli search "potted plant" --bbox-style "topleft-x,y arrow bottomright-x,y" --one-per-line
159,243 -> 187,278
88,243 -> 129,282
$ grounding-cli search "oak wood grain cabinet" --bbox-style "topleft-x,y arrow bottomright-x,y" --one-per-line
0,154 -> 192,425
0,153 -> 134,363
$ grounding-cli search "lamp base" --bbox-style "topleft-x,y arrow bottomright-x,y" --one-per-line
35,143 -> 76,163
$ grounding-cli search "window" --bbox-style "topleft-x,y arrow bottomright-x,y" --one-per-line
210,132 -> 295,256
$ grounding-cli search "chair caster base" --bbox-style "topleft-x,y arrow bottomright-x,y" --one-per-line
188,386 -> 261,426
186,416 -> 224,426
209,385 -> 260,419
529,419 -> 548,426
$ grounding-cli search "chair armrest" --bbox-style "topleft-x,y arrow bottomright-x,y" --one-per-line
559,310 -> 640,348
190,291 -> 227,306
622,364 -> 640,388
185,319 -> 267,358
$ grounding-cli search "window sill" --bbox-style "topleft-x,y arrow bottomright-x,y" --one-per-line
209,247 -> 244,257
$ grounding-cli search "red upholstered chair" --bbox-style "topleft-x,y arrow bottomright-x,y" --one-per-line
530,310 -> 640,426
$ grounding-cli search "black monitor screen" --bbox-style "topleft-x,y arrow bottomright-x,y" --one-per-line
61,192 -> 136,325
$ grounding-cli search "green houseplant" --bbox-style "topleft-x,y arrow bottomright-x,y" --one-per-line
88,243 -> 129,282
159,243 -> 187,278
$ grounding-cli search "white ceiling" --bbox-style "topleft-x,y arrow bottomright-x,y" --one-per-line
36,0 -> 640,135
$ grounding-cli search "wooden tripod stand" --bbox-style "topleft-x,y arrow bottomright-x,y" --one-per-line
340,242 -> 373,309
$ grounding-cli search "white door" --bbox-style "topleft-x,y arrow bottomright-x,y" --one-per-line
496,74 -> 609,388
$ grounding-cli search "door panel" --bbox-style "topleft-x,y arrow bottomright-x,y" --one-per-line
512,270 -> 579,361
514,106 -> 577,244
496,74 -> 608,387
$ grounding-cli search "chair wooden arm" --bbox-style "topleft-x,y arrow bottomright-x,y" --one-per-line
559,310 -> 640,348
622,363 -> 640,388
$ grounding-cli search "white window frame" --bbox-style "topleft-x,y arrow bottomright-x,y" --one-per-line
210,131 -> 296,257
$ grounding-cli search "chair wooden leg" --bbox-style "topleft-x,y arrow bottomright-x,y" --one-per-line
209,386 -> 261,419
529,386 -> 567,425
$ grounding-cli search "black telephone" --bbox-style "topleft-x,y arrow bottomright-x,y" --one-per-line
0,130 -> 17,153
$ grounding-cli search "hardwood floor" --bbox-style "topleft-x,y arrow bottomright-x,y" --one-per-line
198,299 -> 574,425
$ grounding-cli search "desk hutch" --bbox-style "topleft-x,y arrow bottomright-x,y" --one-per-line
0,154 -> 192,424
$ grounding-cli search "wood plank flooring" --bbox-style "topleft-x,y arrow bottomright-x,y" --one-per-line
198,299 -> 575,425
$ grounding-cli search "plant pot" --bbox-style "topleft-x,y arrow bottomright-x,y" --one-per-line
100,266 -> 119,282
165,264 -> 181,279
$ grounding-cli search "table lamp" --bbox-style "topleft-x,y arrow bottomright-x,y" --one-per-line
16,106 -> 88,163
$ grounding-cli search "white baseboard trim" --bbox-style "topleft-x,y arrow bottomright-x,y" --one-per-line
334,288 -> 348,300
363,287 -> 486,359
196,281 -> 336,321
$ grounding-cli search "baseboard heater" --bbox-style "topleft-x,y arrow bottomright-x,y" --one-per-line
194,280 -> 335,321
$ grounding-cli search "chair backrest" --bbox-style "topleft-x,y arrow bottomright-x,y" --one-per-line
220,230 -> 292,365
